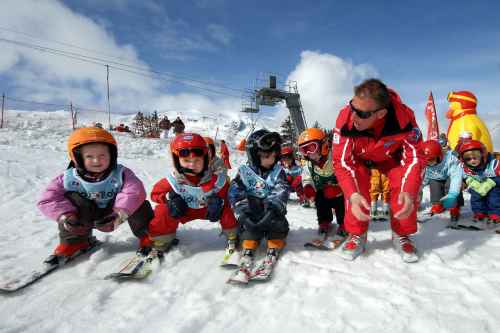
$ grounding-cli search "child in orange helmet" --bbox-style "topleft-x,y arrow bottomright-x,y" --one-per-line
37,127 -> 154,262
148,133 -> 238,259
298,128 -> 346,248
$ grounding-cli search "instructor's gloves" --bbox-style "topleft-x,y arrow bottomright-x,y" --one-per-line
167,191 -> 188,218
58,213 -> 88,236
264,197 -> 286,216
206,195 -> 224,222
440,192 -> 459,209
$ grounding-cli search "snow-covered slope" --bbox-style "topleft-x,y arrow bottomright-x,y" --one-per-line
1,111 -> 500,333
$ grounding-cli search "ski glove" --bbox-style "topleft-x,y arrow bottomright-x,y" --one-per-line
440,192 -> 459,209
167,191 -> 188,218
476,178 -> 496,197
264,197 -> 286,216
233,200 -> 250,221
206,195 -> 224,222
94,211 -> 128,232
59,213 -> 89,236
303,184 -> 316,199
323,184 -> 342,199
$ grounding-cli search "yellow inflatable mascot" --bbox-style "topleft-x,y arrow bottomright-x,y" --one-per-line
446,91 -> 493,152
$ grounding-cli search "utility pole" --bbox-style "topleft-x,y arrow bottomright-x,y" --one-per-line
106,64 -> 111,130
70,102 -> 75,129
1,93 -> 4,128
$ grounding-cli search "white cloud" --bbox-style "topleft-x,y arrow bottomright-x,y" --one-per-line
287,50 -> 378,129
0,0 -> 240,121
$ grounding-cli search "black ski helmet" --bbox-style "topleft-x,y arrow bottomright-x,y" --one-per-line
246,129 -> 282,168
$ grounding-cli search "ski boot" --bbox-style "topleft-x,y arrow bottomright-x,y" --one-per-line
221,231 -> 239,267
381,202 -> 390,220
430,203 -> 445,216
448,207 -> 460,229
488,214 -> 500,230
252,247 -> 280,281
392,233 -> 418,263
370,201 -> 378,220
228,249 -> 255,284
318,222 -> 333,236
460,212 -> 488,230
45,238 -> 95,265
340,233 -> 367,261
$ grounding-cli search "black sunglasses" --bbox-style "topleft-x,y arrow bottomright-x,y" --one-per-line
178,148 -> 205,157
349,100 -> 386,119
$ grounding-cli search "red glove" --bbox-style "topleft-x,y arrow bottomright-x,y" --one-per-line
323,184 -> 342,199
291,175 -> 302,189
303,185 -> 316,199
286,175 -> 293,184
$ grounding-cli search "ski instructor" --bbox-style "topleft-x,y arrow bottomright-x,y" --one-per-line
332,79 -> 425,263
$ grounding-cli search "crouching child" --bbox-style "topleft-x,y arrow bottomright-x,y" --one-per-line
228,129 -> 289,282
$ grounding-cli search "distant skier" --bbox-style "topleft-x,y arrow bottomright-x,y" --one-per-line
280,145 -> 305,205
458,139 -> 500,228
147,133 -> 238,258
332,79 -> 425,263
421,139 -> 464,225
219,139 -> 232,169
172,116 -> 185,135
298,128 -> 346,248
204,136 -> 229,183
159,116 -> 171,139
37,127 -> 153,261
228,129 -> 289,282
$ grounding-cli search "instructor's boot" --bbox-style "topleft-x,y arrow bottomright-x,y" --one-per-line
340,233 -> 367,261
392,232 -> 418,263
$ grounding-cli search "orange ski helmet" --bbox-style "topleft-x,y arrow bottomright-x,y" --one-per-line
67,127 -> 117,170
447,91 -> 477,111
298,128 -> 329,156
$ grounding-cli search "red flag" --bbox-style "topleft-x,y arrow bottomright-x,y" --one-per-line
424,92 -> 440,141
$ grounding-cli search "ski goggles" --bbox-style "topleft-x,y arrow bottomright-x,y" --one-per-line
298,141 -> 320,155
254,132 -> 281,151
178,147 -> 205,158
349,100 -> 385,119
462,150 -> 482,162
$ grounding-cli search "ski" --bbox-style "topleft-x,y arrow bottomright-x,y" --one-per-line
304,233 -> 346,251
249,255 -> 278,281
226,266 -> 252,285
0,238 -> 102,293
104,238 -> 178,280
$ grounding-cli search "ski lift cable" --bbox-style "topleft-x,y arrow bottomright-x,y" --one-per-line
0,35 -> 246,95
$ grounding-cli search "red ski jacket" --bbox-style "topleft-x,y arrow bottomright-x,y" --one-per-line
332,90 -> 425,199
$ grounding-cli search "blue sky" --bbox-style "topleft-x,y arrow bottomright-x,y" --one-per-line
0,0 -> 499,130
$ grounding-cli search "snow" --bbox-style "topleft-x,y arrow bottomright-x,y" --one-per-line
1,110 -> 500,333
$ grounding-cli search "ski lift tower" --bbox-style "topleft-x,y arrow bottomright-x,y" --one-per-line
242,75 -> 307,134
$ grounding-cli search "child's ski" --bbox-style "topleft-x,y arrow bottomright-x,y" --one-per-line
105,239 -> 178,280
0,238 -> 102,293
227,266 -> 252,285
250,256 -> 277,281
304,233 -> 346,251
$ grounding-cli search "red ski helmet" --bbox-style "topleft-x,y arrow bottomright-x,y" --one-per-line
170,133 -> 209,174
422,140 -> 443,163
458,139 -> 488,164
